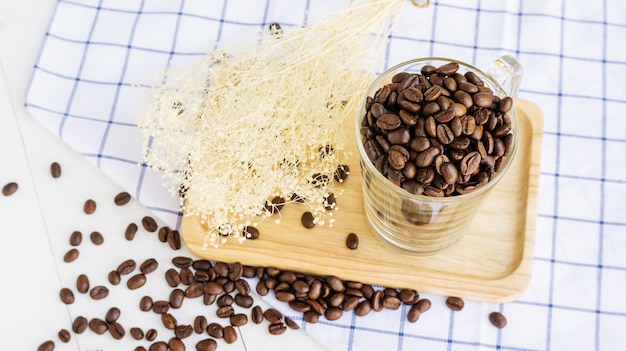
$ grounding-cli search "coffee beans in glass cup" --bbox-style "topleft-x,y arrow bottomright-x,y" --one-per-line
356,57 -> 520,255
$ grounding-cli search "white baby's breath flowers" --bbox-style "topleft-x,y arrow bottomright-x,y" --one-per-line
137,0 -> 411,247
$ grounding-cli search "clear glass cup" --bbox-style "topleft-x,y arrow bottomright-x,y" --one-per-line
355,56 -> 522,256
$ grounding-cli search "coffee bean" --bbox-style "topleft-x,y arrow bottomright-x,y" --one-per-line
153,300 -> 170,314
72,316 -> 88,334
325,307 -> 343,320
2,182 -> 18,196
269,22 -> 283,38
108,321 -> 125,340
407,304 -> 421,323
114,191 -> 131,205
140,258 -> 159,274
445,296 -> 464,311
168,338 -> 185,351
207,322 -> 224,338
230,313 -> 248,327
59,288 -> 74,304
167,230 -> 182,250
170,288 -> 185,308
489,311 -> 507,328
63,248 -> 79,263
117,259 -> 137,275
69,231 -> 82,246
301,211 -> 316,228
196,338 -> 218,351
145,328 -> 158,341
174,324 -> 193,339
141,216 -> 158,232
346,233 -> 359,250
158,226 -> 170,242
149,341 -> 167,351
105,307 -> 121,323
194,315 -> 208,334
223,325 -> 238,343
37,340 -> 54,351
140,295 -> 153,311
243,226 -> 260,239
57,329 -> 70,343
162,313 -> 178,329
125,223 -> 138,241
83,199 -> 96,214
268,322 -> 287,335
89,285 -> 109,300
263,308 -> 283,324
165,268 -> 181,287
90,231 -> 104,245
76,274 -> 89,293
130,327 -> 144,340
127,273 -> 147,290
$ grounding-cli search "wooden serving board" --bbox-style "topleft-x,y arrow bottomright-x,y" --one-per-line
181,99 -> 543,302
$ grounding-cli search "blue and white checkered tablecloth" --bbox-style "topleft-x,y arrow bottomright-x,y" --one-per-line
24,0 -> 626,350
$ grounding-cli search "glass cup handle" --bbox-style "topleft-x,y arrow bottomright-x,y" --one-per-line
485,55 -> 523,98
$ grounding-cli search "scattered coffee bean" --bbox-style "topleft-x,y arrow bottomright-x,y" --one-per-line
167,230 -> 182,250
346,233 -> 359,250
89,285 -> 109,300
59,288 -> 74,304
140,258 -> 159,274
145,328 -> 158,341
83,199 -> 96,214
285,317 -> 299,330
130,327 -> 144,340
69,231 -> 82,246
207,323 -> 224,338
125,223 -> 138,241
416,298 -> 432,313
105,307 -> 121,323
158,226 -> 170,242
76,274 -> 89,293
268,322 -> 287,335
50,162 -> 62,178
72,316 -> 88,334
243,226 -> 260,240
107,270 -> 120,284
174,324 -> 193,339
2,182 -> 18,196
230,313 -> 248,327
90,231 -> 104,245
114,191 -> 131,205
196,338 -> 218,351
37,340 -> 54,351
57,329 -> 70,343
140,295 -> 153,311
301,211 -> 315,228
194,315 -> 208,334
63,248 -> 79,263
88,318 -> 108,335
445,296 -> 464,311
127,273 -> 147,290
407,304 -> 421,323
489,311 -> 507,328
108,321 -> 125,340
149,341 -> 167,351
223,325 -> 237,343
141,216 -> 158,232
117,259 -> 137,275
334,164 -> 350,183
153,300 -> 170,314
168,337 -> 185,351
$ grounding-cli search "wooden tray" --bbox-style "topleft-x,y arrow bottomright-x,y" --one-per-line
181,99 -> 543,302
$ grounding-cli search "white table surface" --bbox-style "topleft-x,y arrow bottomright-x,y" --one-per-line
0,1 -> 327,350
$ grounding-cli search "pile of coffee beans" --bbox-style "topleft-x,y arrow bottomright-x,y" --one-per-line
26,159 -> 506,351
360,61 -> 514,196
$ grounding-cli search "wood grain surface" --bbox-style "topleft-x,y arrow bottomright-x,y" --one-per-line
181,99 -> 543,302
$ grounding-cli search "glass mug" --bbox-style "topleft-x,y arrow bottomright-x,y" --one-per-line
355,56 -> 522,256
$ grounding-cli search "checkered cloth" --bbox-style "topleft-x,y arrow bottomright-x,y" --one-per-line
25,0 -> 626,350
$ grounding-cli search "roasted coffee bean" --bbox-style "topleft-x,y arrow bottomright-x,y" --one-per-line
473,92 -> 493,108
269,22 -> 283,38
140,295 -> 153,311
175,324 -> 193,339
207,322 -> 224,338
196,338 -> 218,351
263,308 -> 283,324
140,258 -> 159,274
69,231 -> 82,246
125,223 -> 138,241
72,316 -> 88,334
268,323 -> 287,335
88,318 -> 108,335
167,230 -> 182,250
59,288 -> 74,304
141,216 -> 158,232
194,315 -> 208,334
146,328 -> 158,341
303,310 -> 320,323
169,289 -> 185,308
136,347 -> 148,351
89,285 -> 109,300
157,226 -> 169,242
498,96 -> 513,113
63,248 -> 79,263
153,300 -> 170,314
58,329 -> 71,343
445,296 -> 465,311
114,191 -> 131,206
251,306 -> 264,324
382,295 -> 402,310
325,306 -> 343,320
223,325 -> 238,343
489,311 -> 507,328
371,290 -> 384,312
149,341 -> 167,351
301,211 -> 316,228
230,313 -> 248,327
111,269 -> 124,284
162,313 -> 178,329
346,233 -> 359,250
127,273 -> 147,290
407,305 -> 421,323
108,322 -> 125,340
235,294 -> 254,308
243,225 -> 260,239
130,327 -> 144,340
117,259 -> 137,275
89,231 -> 103,245
168,338 -> 185,351
216,305 -> 234,318
37,340 -> 54,351
83,199 -> 96,214
106,307 -> 121,323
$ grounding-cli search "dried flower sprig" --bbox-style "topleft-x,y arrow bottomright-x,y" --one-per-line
137,0 -> 414,247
